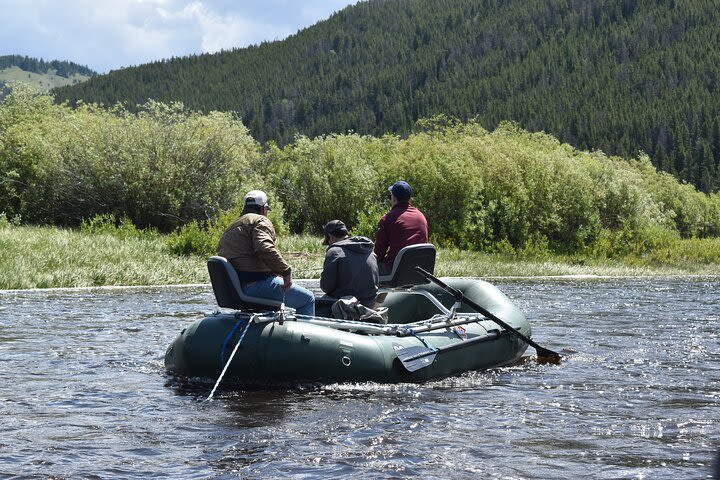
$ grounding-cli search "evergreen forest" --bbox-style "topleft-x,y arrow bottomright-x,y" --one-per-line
0,55 -> 97,98
0,55 -> 96,78
53,0 -> 720,193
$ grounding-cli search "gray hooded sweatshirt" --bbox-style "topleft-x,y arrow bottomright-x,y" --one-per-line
320,236 -> 379,307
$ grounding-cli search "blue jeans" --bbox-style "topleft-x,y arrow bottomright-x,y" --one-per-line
242,276 -> 315,317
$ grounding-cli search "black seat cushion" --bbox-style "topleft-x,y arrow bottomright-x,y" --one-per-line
378,243 -> 436,288
207,256 -> 281,311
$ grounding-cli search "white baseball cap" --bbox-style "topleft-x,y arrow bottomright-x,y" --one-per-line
243,190 -> 270,209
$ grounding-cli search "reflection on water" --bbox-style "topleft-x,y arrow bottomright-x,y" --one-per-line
1,277 -> 719,479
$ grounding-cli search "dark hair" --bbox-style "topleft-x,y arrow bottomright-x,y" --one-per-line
242,204 -> 264,215
393,191 -> 411,202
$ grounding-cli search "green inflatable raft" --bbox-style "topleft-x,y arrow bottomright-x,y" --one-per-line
164,244 -> 533,385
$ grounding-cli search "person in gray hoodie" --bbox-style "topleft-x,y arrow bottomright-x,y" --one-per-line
320,220 -> 379,308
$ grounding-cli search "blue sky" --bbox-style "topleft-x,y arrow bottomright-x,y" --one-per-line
0,0 -> 358,73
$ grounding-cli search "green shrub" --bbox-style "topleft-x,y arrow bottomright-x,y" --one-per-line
164,196 -> 290,257
164,220 -> 217,257
3,86 -> 719,255
0,89 -> 260,230
80,213 -> 157,240
0,212 -> 21,228
585,225 -> 680,258
267,134 -> 384,234
382,125 -> 488,249
264,119 -> 720,253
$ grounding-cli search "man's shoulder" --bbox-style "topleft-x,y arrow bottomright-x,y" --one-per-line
325,244 -> 344,258
238,213 -> 273,227
403,204 -> 426,218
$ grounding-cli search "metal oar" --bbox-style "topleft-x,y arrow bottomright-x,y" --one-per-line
414,267 -> 562,364
394,314 -> 485,336
294,315 -> 394,334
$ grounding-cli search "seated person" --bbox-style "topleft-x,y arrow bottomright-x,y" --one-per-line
320,220 -> 379,309
374,180 -> 428,274
217,189 -> 315,316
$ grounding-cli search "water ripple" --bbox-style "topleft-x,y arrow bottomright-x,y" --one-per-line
0,278 -> 718,478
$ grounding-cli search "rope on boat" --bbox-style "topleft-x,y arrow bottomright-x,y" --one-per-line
207,314 -> 256,401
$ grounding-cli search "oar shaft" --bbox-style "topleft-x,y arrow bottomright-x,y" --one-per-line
402,331 -> 501,362
414,267 -> 561,360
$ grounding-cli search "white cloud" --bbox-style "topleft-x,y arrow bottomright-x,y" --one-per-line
0,0 -> 358,73
159,1 -> 281,53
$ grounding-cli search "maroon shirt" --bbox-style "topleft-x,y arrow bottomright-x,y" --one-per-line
374,202 -> 429,272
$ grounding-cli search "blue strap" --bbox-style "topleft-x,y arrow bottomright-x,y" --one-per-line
219,317 -> 245,368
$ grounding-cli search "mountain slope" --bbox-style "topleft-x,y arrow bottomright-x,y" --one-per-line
0,55 -> 96,92
52,0 -> 720,192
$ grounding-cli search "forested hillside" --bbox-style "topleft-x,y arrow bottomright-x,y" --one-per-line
53,0 -> 720,192
0,55 -> 96,78
0,55 -> 96,95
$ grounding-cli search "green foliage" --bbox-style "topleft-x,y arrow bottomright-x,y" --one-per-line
2,87 -> 719,258
267,120 -> 720,255
164,199 -> 290,257
266,134 -> 385,234
0,89 -> 260,230
380,124 -> 487,249
53,0 -> 720,193
163,220 -> 218,257
80,213 -> 157,240
0,212 -> 21,228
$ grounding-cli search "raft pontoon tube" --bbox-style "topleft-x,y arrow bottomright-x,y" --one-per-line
164,244 -> 531,384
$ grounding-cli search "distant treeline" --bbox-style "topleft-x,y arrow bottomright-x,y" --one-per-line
53,0 -> 720,193
2,89 -> 719,259
0,55 -> 96,78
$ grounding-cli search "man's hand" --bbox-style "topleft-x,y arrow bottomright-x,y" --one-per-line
281,273 -> 293,291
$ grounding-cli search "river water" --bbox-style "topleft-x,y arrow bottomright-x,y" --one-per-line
0,277 -> 718,479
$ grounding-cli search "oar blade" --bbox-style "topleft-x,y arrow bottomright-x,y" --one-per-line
393,344 -> 437,372
415,266 -> 566,364
536,347 -> 563,365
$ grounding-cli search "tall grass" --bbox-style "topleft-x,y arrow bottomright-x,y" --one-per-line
1,223 -> 717,290
0,224 -> 207,290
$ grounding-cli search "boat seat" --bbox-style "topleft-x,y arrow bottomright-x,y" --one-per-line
207,256 -> 282,311
378,243 -> 436,288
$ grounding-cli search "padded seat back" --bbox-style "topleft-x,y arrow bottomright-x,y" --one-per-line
207,256 -> 281,311
378,243 -> 436,288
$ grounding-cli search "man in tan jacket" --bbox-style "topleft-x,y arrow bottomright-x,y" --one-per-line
218,190 -> 315,316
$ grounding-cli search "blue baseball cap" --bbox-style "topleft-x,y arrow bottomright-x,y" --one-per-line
388,180 -> 412,200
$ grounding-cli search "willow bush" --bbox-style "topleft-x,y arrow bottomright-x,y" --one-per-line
377,125 -> 489,249
0,89 -> 260,230
2,89 -> 719,257
265,133 -> 386,235
265,119 -> 720,255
